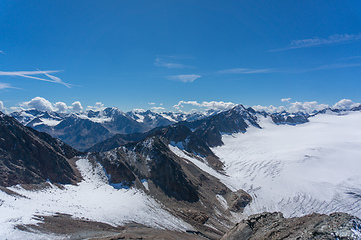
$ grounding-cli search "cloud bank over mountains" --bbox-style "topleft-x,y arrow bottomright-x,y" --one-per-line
2,97 -> 359,115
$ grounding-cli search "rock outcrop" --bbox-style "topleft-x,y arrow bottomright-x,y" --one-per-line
221,212 -> 361,240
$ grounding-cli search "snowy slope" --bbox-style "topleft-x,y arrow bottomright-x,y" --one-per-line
211,111 -> 361,219
0,158 -> 192,239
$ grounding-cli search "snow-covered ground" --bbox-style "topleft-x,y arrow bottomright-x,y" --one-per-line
0,159 -> 192,239
212,111 -> 361,218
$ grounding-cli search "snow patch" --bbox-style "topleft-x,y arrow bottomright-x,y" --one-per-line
216,195 -> 228,210
33,118 -> 61,127
0,158 -> 193,239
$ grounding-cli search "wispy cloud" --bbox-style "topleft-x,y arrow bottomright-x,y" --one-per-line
271,33 -> 361,52
296,62 -> 361,73
0,82 -> 17,90
0,51 -> 5,55
167,74 -> 201,83
218,68 -> 274,74
0,70 -> 72,87
154,55 -> 194,69
281,98 -> 291,102
155,58 -> 186,69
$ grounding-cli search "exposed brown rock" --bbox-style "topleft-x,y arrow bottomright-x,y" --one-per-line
221,212 -> 361,240
0,112 -> 81,187
228,190 -> 253,212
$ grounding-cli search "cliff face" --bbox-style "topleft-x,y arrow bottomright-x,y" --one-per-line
221,212 -> 361,240
0,112 -> 81,187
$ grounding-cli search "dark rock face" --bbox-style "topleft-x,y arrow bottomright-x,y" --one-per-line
86,131 -> 149,152
221,212 -> 361,240
90,136 -> 199,202
351,104 -> 361,111
53,116 -> 112,151
0,112 -> 80,187
189,105 -> 261,147
270,111 -> 309,125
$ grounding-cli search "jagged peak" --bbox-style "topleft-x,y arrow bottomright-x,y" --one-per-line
232,104 -> 247,113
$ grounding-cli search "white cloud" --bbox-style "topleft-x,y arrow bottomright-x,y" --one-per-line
281,98 -> 291,102
72,101 -> 83,112
87,102 -> 105,111
0,101 -> 5,112
154,58 -> 186,69
288,101 -> 329,114
0,51 -> 5,54
271,33 -> 361,52
167,74 -> 201,83
154,55 -> 192,69
21,97 -> 54,111
173,100 -> 235,111
54,102 -> 68,113
0,82 -> 17,90
173,101 -> 200,110
151,106 -> 165,112
333,99 -> 360,110
253,101 -> 329,114
0,70 -> 71,87
16,97 -> 84,113
148,102 -> 155,105
218,68 -> 273,74
252,105 -> 286,113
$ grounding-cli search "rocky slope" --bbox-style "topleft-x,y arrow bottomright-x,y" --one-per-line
0,111 -> 81,187
87,135 -> 252,238
88,105 -> 262,171
221,212 -> 361,240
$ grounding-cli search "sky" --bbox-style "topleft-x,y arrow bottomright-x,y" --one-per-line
1,0 -> 361,113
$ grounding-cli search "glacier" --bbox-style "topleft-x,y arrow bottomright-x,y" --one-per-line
211,111 -> 361,219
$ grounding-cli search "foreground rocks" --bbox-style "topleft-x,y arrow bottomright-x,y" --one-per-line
221,212 -> 361,240
18,213 -> 205,240
17,211 -> 361,240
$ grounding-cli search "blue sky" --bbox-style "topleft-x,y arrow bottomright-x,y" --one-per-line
1,0 -> 361,112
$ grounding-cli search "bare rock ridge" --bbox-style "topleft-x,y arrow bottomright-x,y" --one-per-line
0,111 -> 81,187
221,212 -> 361,240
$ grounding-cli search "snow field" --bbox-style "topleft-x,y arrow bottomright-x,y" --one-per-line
212,112 -> 361,218
0,158 -> 192,239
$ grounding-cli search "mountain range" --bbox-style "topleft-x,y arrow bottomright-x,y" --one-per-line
1,103 -> 361,239
10,107 -> 223,151
9,104 -> 320,152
